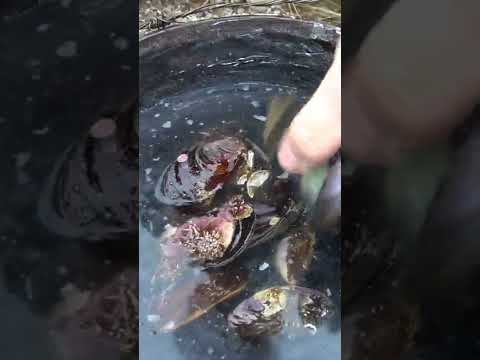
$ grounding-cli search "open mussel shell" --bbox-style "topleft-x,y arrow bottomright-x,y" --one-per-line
148,269 -> 248,333
275,228 -> 316,285
228,286 -> 335,339
154,136 -> 247,208
158,196 -> 256,272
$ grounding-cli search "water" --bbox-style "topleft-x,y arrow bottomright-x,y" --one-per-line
139,81 -> 341,360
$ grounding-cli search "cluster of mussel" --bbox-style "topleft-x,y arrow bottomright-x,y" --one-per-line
147,135 -> 338,338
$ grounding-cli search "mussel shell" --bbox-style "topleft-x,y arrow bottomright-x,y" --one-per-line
228,286 -> 335,339
148,269 -> 248,333
202,211 -> 256,268
275,228 -> 316,285
154,136 -> 247,207
37,102 -> 139,242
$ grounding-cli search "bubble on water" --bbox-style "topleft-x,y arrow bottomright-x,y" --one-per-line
113,37 -> 129,50
304,323 -> 317,335
32,126 -> 49,135
154,113 -> 160,118
56,41 -> 77,57
258,262 -> 270,271
251,100 -> 260,108
36,23 -> 51,32
14,152 -> 31,168
207,347 -> 214,356
241,84 -> 250,91
162,121 -> 172,129
253,115 -> 267,122
186,119 -> 194,125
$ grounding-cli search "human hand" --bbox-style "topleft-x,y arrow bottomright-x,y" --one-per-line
278,0 -> 480,173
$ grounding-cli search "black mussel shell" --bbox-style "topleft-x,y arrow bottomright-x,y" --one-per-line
274,227 -> 316,285
38,101 -> 138,242
155,136 -> 247,207
228,286 -> 335,339
148,268 -> 248,333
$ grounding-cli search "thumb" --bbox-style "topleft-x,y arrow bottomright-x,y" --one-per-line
278,41 -> 341,174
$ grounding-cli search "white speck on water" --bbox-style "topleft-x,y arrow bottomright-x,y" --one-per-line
265,87 -> 273,92
304,323 -> 317,335
326,288 -> 332,297
207,89 -> 215,94
199,122 -> 204,126
174,135 -> 179,139
221,120 -> 226,124
258,262 -> 270,271
251,100 -> 260,108
162,121 -> 172,129
145,168 -> 152,175
186,119 -> 194,125
32,126 -> 49,135
164,103 -> 170,108
253,115 -> 267,122
163,216 -> 168,221
15,152 -> 31,168
207,347 -> 214,356
241,84 -> 250,91
36,23 -> 50,32
154,113 -> 160,118
147,315 -> 161,323
153,156 -> 160,161
189,130 -> 195,134
113,37 -> 129,50
56,41 -> 77,57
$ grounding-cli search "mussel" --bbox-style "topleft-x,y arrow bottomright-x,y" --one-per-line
148,269 -> 248,333
155,195 -> 256,278
155,136 -> 248,207
38,100 -> 138,241
228,286 -> 335,339
275,228 -> 316,285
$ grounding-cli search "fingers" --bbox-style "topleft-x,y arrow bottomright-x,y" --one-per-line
278,41 -> 341,174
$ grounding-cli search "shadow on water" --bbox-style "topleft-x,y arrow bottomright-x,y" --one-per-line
139,17 -> 340,360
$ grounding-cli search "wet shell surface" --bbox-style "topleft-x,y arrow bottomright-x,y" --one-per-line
154,136 -> 247,207
228,286 -> 335,338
